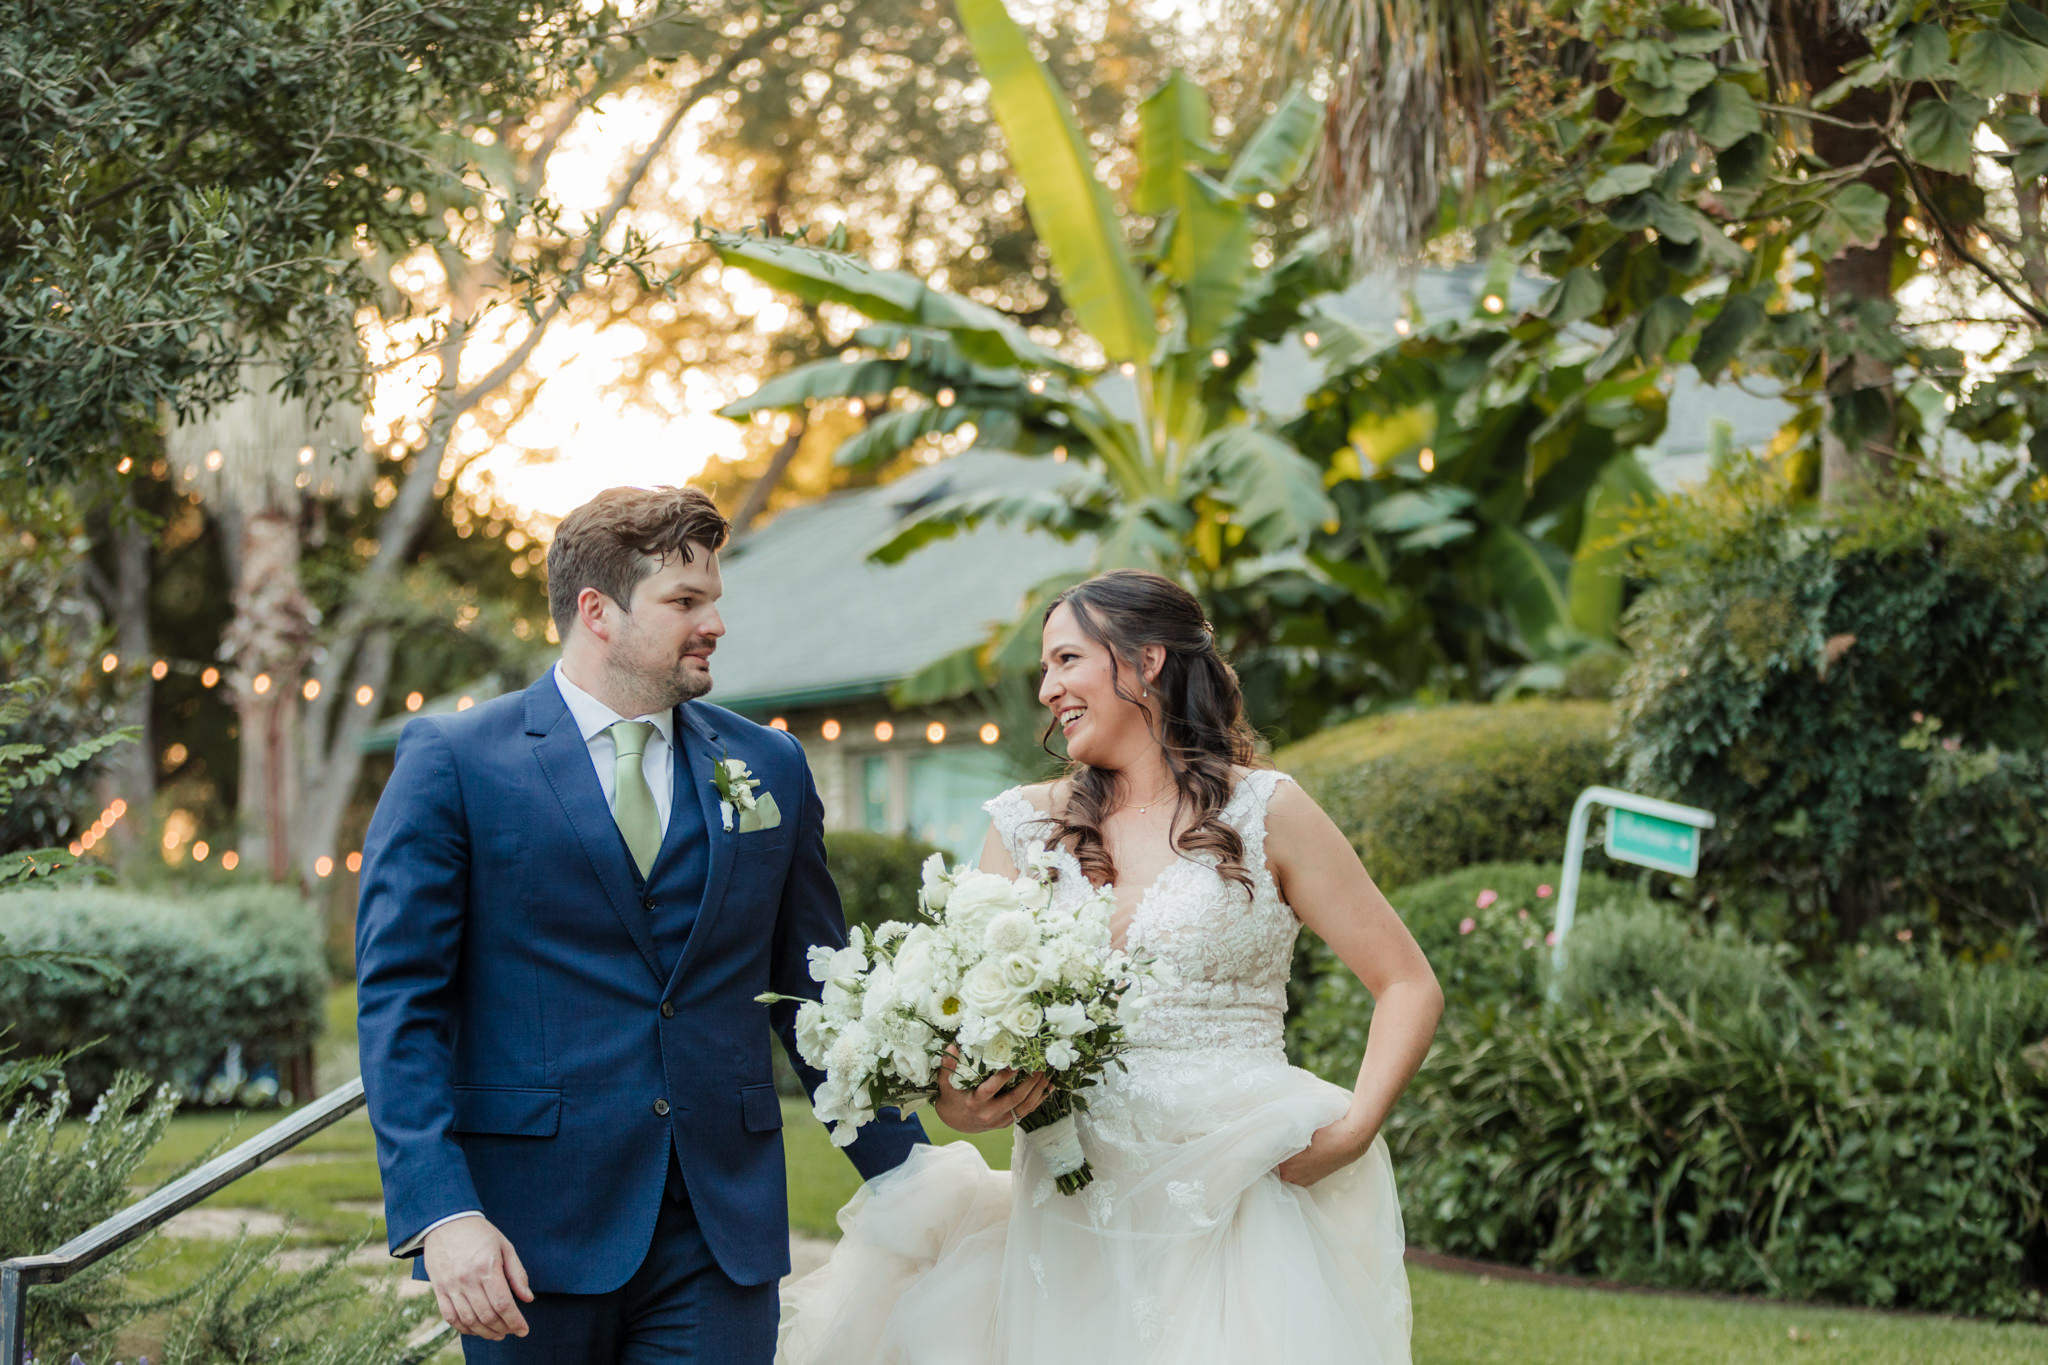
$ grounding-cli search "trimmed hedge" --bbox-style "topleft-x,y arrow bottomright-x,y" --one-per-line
823,828 -> 945,935
1276,701 -> 1615,893
0,885 -> 326,1106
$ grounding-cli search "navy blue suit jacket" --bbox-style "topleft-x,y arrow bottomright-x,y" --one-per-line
355,674 -> 924,1291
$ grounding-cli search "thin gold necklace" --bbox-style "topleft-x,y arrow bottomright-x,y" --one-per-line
1121,780 -> 1178,814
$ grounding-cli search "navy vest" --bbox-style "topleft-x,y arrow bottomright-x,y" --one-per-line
632,732 -> 710,977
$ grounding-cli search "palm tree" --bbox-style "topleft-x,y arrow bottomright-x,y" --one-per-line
164,353 -> 368,884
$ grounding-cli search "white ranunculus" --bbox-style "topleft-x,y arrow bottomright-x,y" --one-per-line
1044,1038 -> 1078,1071
920,852 -> 953,912
982,910 -> 1036,954
1005,1000 -> 1044,1036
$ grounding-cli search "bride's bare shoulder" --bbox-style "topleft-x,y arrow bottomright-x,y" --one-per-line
1012,780 -> 1067,819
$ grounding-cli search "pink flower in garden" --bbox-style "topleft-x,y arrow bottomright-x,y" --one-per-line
1896,928 -> 1914,943
1517,908 -> 1529,921
1942,737 -> 1961,751
1475,889 -> 1499,909
1545,930 -> 1558,946
1537,884 -> 1553,899
1912,711 -> 1925,724
1458,916 -> 1477,935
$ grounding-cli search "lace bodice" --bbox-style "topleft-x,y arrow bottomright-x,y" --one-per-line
982,770 -> 1301,1054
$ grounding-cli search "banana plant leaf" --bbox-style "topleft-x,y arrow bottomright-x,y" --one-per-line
704,231 -> 1065,372
953,0 -> 1153,365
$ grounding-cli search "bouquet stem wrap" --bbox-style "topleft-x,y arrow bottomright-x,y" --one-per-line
1017,1089 -> 1092,1194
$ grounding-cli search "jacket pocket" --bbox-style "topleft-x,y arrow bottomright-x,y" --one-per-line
739,1083 -> 783,1133
451,1085 -> 562,1137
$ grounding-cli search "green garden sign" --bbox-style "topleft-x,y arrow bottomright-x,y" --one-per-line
1605,808 -> 1703,877
1548,786 -> 1715,1001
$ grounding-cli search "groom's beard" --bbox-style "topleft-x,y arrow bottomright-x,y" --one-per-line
607,633 -> 716,712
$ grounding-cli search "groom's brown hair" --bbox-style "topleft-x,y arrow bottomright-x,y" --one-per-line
546,485 -> 730,635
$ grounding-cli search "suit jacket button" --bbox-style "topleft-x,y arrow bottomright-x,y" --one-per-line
642,895 -> 656,911
660,1001 -> 675,1019
653,1098 -> 671,1116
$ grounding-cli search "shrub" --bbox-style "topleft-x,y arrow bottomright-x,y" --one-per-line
1613,461 -> 2048,951
0,884 -> 326,1106
824,828 -> 945,935
1549,899 -> 1797,1019
1276,700 -> 1616,894
1290,861 -> 1644,1070
1367,980 -> 2048,1320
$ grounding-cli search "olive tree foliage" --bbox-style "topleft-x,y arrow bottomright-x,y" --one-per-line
0,0 -> 699,497
1277,0 -> 2048,506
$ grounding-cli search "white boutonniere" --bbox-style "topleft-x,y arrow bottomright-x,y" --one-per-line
712,755 -> 762,832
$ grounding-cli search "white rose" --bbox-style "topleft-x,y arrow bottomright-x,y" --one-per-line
1004,1001 -> 1044,1037
978,1030 -> 1017,1069
1044,1038 -> 1078,1071
960,956 -> 1022,1019
982,910 -> 1036,954
944,871 -> 1019,942
997,951 -> 1044,995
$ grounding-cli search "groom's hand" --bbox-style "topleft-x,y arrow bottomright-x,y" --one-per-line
424,1216 -> 534,1340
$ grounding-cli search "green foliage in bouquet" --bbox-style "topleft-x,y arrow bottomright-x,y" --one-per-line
0,885 -> 325,1107
1279,701 -> 1616,893
1613,460 -> 2048,951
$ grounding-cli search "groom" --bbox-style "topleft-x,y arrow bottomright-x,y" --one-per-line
356,485 -> 924,1361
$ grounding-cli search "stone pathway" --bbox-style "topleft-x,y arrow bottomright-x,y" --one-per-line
161,1209 -> 839,1296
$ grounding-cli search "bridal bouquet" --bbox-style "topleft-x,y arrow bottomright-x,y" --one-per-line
763,851 -> 1151,1194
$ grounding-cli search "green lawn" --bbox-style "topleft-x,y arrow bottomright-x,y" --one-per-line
56,990 -> 2046,1365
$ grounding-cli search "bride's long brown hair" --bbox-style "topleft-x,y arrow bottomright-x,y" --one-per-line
1039,570 -> 1264,892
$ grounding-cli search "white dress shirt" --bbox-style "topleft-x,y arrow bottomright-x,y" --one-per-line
550,661 -> 677,835
395,662 -> 678,1256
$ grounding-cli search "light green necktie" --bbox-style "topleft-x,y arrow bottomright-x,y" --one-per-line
608,720 -> 662,878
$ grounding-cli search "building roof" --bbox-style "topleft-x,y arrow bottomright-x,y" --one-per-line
707,451 -> 1094,713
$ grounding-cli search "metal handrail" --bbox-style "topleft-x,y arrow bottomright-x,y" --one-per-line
1,1077 -> 368,1365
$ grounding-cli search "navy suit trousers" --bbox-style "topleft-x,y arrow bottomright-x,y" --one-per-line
459,1158 -> 776,1365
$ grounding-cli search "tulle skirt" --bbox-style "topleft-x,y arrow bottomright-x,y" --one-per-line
777,1045 -> 1411,1365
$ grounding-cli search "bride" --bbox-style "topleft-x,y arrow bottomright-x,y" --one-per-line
779,570 -> 1443,1364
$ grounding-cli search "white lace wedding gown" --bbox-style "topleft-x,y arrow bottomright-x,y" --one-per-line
777,770 -> 1411,1364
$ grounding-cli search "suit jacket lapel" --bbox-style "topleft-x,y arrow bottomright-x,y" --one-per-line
669,703 -> 736,989
524,677 -> 666,984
